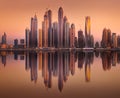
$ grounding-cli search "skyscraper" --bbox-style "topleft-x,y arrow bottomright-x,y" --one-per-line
112,33 -> 117,48
90,35 -> 94,47
39,29 -> 42,48
58,7 -> 64,48
14,39 -> 18,48
85,16 -> 91,47
101,28 -> 112,48
25,28 -> 30,48
101,28 -> 108,48
48,10 -> 53,47
63,16 -> 70,48
70,24 -> 75,48
107,29 -> 112,47
42,12 -> 49,47
117,35 -> 120,47
78,30 -> 85,48
29,14 -> 38,48
2,32 -> 7,44
53,22 -> 58,48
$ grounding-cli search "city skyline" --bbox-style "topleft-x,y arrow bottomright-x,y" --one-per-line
1,1 -> 120,98
0,0 -> 120,44
0,7 -> 120,49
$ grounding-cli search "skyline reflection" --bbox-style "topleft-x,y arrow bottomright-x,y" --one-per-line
0,51 -> 119,92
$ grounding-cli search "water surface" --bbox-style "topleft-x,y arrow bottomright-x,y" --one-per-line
0,51 -> 120,98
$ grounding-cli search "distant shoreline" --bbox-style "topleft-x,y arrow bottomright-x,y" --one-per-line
0,48 -> 120,52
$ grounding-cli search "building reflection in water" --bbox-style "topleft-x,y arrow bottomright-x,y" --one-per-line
101,51 -> 118,71
0,51 -> 120,92
1,51 -> 7,66
25,51 -> 94,91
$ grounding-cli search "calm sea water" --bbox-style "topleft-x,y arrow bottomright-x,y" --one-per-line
0,51 -> 120,98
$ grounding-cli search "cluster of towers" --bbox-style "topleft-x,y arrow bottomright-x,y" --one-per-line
101,28 -> 120,48
25,7 -> 94,49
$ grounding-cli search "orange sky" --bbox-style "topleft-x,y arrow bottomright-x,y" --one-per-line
0,0 -> 120,44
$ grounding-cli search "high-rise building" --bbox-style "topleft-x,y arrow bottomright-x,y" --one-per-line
112,33 -> 117,48
107,29 -> 112,47
70,24 -> 75,48
85,16 -> 91,47
14,39 -> 18,48
2,32 -> 7,44
53,22 -> 58,48
78,30 -> 85,48
39,29 -> 42,48
101,28 -> 112,48
66,22 -> 70,48
42,12 -> 49,47
25,28 -> 30,48
101,28 -> 108,48
58,7 -> 64,48
48,10 -> 53,47
29,15 -> 38,48
63,16 -> 70,48
117,35 -> 120,47
90,35 -> 94,47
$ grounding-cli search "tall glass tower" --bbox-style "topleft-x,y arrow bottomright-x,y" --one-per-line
85,16 -> 91,47
30,15 -> 38,48
42,12 -> 49,48
48,10 -> 53,47
58,7 -> 64,48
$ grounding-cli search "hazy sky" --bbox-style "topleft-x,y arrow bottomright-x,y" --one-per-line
0,0 -> 120,44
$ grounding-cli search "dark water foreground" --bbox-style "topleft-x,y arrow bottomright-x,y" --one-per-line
0,51 -> 120,98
